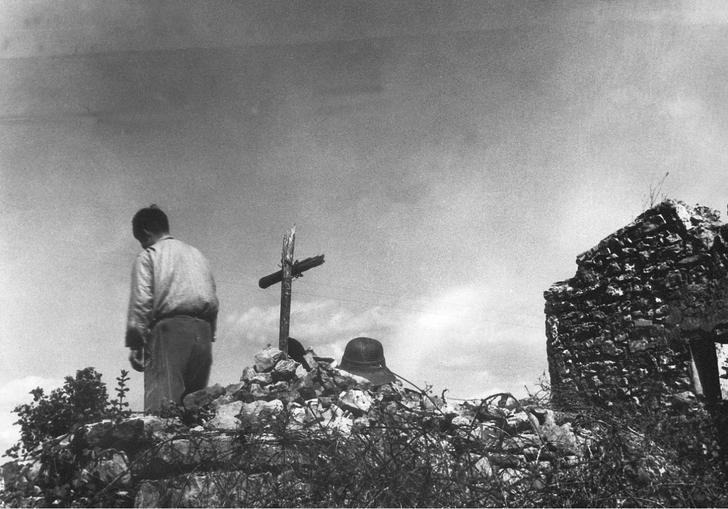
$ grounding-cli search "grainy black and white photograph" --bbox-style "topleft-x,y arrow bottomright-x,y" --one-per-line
2,1 -> 728,506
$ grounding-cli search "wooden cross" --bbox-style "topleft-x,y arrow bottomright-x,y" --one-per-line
258,225 -> 325,357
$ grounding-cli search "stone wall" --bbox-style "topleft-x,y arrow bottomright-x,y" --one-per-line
545,200 -> 728,411
1,346 -> 586,507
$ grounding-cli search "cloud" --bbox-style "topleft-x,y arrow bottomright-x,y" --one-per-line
661,95 -> 728,160
222,282 -> 546,401
0,376 -> 61,455
678,1 -> 728,25
0,376 -> 60,402
387,284 -> 546,400
223,299 -> 400,361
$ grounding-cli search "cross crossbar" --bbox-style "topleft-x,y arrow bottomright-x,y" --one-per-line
258,255 -> 325,289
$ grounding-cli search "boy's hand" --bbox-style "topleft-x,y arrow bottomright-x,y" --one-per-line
129,347 -> 146,372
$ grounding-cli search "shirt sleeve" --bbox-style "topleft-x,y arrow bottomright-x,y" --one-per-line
125,250 -> 154,348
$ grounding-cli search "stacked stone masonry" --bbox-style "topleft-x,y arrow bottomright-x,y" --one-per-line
1,346 -> 589,507
545,200 -> 728,411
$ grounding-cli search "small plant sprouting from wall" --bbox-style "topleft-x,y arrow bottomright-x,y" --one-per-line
642,171 -> 670,210
108,369 -> 132,422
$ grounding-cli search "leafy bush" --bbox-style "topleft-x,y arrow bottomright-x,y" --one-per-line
2,367 -> 134,507
6,367 -> 134,458
5,367 -> 111,458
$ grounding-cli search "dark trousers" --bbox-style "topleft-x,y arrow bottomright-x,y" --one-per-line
145,316 -> 212,414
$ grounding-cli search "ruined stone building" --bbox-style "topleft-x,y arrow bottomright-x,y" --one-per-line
544,200 -> 728,411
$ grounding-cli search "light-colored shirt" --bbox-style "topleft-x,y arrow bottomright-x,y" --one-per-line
125,235 -> 219,348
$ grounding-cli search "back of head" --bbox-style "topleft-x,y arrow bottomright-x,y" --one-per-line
132,205 -> 169,241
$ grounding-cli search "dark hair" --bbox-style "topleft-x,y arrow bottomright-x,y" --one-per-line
132,205 -> 169,240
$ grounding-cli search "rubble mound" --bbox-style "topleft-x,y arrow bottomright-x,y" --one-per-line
2,343 -> 726,507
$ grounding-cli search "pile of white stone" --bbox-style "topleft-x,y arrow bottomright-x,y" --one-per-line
2,344 -> 593,507
185,344 -> 383,435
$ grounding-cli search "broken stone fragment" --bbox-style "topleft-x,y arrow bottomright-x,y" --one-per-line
314,356 -> 336,366
319,407 -> 335,423
332,368 -> 372,388
470,423 -> 501,447
693,226 -> 718,249
527,409 -> 579,455
521,446 -> 542,461
313,383 -> 325,398
206,401 -> 244,430
303,400 -> 324,422
421,396 -> 438,412
183,384 -> 226,411
505,411 -> 532,433
137,434 -> 243,477
474,456 -> 493,477
499,467 -> 527,485
249,383 -> 269,400
254,346 -> 284,372
86,449 -> 132,487
286,403 -> 308,430
606,285 -> 624,297
300,370 -> 316,389
298,385 -> 316,401
338,389 -> 373,414
266,382 -> 295,403
268,381 -> 289,392
488,453 -> 525,468
82,415 -> 184,452
320,405 -> 353,434
1,456 -> 43,490
239,400 -> 264,423
210,392 -> 235,410
376,383 -> 404,402
321,379 -> 338,393
239,399 -> 284,425
225,382 -> 244,394
240,366 -> 256,382
451,415 -> 471,427
215,383 -> 247,407
295,363 -> 307,379
259,399 -> 285,418
561,455 -> 581,468
639,214 -> 666,234
273,359 -> 299,381
250,372 -> 273,385
302,352 -> 318,370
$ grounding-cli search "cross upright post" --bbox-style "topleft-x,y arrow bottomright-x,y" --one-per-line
258,226 -> 325,359
278,226 -> 295,357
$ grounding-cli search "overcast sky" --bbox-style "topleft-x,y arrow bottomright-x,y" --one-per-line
2,0 -> 728,454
